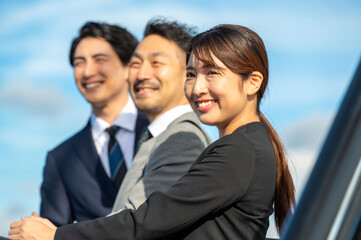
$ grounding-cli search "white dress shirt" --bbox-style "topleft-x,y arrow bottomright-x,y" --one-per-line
91,97 -> 138,178
148,104 -> 193,137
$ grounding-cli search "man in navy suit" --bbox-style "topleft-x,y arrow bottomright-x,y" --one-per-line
39,22 -> 149,226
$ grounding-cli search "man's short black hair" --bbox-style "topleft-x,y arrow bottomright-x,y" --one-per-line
144,17 -> 197,53
69,22 -> 138,66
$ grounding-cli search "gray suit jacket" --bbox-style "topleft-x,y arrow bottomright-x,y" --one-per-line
111,112 -> 211,212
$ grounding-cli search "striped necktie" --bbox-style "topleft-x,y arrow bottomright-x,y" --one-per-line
106,126 -> 127,188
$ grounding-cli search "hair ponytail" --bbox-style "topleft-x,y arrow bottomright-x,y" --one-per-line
259,112 -> 295,232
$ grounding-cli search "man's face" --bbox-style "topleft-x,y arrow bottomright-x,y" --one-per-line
128,34 -> 187,121
73,37 -> 129,108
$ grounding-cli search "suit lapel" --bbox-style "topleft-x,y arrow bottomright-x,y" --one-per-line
74,114 -> 149,194
74,121 -> 117,195
133,112 -> 149,153
117,113 -> 190,197
114,112 -> 197,210
116,136 -> 157,204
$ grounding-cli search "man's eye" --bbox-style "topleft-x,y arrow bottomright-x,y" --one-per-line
152,61 -> 162,66
95,58 -> 106,63
73,61 -> 83,67
130,62 -> 140,68
186,72 -> 195,78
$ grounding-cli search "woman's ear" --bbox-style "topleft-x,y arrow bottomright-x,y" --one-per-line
246,71 -> 263,95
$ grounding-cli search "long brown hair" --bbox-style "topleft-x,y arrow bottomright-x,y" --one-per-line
187,24 -> 295,232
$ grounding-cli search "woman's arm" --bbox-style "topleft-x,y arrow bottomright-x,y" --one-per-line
9,135 -> 255,240
56,136 -> 256,240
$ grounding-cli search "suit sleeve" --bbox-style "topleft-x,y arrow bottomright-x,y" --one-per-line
40,152 -> 73,226
55,136 -> 256,240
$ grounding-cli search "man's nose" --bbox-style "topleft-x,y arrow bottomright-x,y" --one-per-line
83,61 -> 97,78
136,62 -> 152,81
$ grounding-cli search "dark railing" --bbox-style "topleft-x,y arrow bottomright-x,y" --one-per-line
281,59 -> 361,240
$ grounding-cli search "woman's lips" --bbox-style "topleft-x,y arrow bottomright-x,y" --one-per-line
196,100 -> 216,112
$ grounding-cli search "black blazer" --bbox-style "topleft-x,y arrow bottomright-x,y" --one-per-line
55,122 -> 276,239
40,112 -> 148,226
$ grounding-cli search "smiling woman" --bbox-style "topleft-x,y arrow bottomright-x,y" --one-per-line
185,53 -> 259,137
185,24 -> 295,233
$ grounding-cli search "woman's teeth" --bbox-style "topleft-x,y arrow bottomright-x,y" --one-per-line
198,100 -> 214,108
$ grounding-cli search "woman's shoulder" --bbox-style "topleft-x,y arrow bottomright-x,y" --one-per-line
204,122 -> 270,157
233,122 -> 271,146
233,121 -> 268,135
207,129 -> 255,155
221,122 -> 268,143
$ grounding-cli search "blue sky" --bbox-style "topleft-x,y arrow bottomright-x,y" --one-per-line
0,0 -> 360,236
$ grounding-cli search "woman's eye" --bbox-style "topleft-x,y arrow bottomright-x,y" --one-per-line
208,70 -> 218,75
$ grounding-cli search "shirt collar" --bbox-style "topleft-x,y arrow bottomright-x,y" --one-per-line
148,104 -> 193,138
91,97 -> 138,139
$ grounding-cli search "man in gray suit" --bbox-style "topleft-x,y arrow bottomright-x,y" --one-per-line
7,18 -> 211,240
111,18 -> 212,212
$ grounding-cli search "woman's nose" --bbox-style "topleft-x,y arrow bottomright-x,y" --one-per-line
193,75 -> 208,96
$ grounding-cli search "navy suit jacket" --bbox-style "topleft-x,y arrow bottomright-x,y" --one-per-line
40,112 -> 148,226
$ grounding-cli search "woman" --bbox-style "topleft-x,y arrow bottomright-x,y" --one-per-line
9,24 -> 294,240
184,24 -> 295,236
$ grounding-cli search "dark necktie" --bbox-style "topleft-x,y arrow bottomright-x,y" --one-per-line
106,126 -> 127,188
135,127 -> 152,154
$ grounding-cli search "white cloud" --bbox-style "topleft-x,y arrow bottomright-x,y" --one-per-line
0,181 -> 41,237
0,79 -> 68,116
22,54 -> 70,76
253,8 -> 361,54
3,0 -> 360,53
279,112 -> 335,200
124,1 -> 361,53
0,0 -> 112,35
264,146 -> 318,238
281,112 -> 334,151
0,77 -> 89,150
288,148 -> 318,200
2,0 -> 360,88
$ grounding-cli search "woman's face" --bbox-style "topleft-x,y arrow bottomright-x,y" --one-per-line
185,52 -> 252,135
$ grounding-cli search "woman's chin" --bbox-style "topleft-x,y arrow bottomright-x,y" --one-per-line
198,117 -> 218,127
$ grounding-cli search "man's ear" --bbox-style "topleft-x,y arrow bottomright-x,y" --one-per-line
246,71 -> 263,95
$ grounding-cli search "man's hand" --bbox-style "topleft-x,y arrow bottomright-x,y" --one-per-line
8,212 -> 57,240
